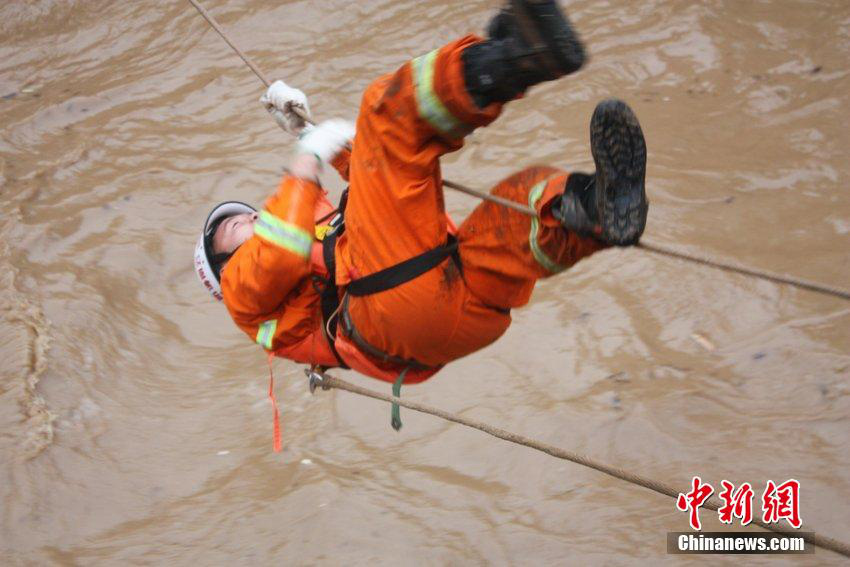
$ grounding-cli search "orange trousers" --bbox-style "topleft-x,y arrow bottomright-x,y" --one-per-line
334,35 -> 606,373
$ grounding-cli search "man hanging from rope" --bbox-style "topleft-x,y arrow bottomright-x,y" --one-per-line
194,0 -> 648,412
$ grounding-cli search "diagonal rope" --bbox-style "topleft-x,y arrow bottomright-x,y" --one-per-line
636,240 -> 850,301
447,179 -> 850,301
313,371 -> 850,558
187,0 -> 272,87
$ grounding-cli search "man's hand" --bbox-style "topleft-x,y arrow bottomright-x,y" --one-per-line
297,119 -> 355,165
260,80 -> 311,135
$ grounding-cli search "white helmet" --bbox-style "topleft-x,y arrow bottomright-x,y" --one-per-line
194,201 -> 257,301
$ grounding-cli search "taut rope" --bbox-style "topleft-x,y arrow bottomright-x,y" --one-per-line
311,371 -> 850,558
187,0 -> 272,87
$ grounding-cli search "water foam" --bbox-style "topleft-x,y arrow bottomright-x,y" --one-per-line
0,214 -> 53,459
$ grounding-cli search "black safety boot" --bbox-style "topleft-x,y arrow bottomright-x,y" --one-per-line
554,100 -> 647,245
590,99 -> 648,246
492,0 -> 586,79
463,0 -> 586,107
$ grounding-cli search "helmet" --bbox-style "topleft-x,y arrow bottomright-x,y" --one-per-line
194,201 -> 257,301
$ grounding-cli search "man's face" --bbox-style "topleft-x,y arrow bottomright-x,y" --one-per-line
212,212 -> 258,255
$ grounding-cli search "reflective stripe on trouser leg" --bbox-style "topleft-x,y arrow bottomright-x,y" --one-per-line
254,210 -> 313,258
528,179 -> 567,274
256,319 -> 278,350
411,49 -> 472,139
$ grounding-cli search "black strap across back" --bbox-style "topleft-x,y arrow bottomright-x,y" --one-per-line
314,189 -> 461,368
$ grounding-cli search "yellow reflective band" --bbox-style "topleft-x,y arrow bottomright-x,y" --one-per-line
411,49 -> 470,138
256,319 -> 277,350
254,210 -> 312,258
528,180 -> 567,274
314,224 -> 331,241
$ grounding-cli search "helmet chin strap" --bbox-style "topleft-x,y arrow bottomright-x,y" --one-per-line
205,214 -> 241,279
209,250 -> 235,280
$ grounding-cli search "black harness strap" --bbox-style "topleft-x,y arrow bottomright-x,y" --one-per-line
316,221 -> 349,369
347,236 -> 459,297
316,187 -> 462,369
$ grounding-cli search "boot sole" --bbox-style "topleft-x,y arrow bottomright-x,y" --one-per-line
508,0 -> 586,78
590,99 -> 648,245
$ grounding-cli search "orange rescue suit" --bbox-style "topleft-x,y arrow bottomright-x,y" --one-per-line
220,35 -> 606,384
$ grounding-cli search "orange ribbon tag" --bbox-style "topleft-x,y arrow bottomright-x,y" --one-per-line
266,351 -> 282,452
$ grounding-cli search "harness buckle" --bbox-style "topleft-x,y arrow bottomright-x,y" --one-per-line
306,367 -> 330,394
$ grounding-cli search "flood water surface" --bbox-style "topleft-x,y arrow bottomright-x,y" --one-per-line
1,0 -> 849,564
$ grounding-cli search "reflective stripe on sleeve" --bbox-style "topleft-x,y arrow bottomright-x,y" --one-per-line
256,319 -> 278,350
528,180 -> 567,274
254,210 -> 312,258
411,49 -> 470,138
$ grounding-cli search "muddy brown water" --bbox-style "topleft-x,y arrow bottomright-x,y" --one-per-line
2,0 -> 849,564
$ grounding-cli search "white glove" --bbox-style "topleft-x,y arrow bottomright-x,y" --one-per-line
260,80 -> 311,135
297,119 -> 355,164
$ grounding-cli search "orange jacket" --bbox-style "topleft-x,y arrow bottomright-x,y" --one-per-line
220,151 -> 442,383
220,173 -> 339,367
219,152 -> 348,364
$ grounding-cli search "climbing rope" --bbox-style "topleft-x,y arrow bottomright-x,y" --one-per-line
637,240 -> 850,301
187,1 -> 850,557
187,0 -> 273,87
187,0 -> 850,302
309,370 -> 850,558
448,178 -> 850,300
